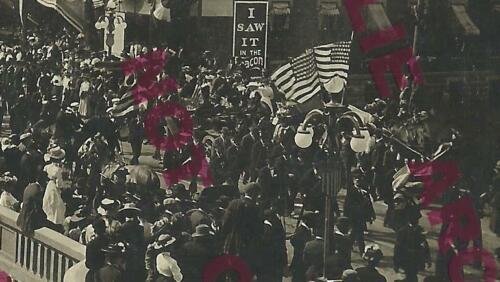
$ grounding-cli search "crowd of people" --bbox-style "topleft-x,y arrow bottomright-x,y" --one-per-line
0,25 -> 499,282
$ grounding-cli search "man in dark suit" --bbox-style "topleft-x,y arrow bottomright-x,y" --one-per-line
370,132 -> 386,200
289,211 -> 315,282
257,160 -> 278,210
95,242 -> 127,282
259,209 -> 287,281
250,131 -> 268,182
178,224 -> 217,282
239,126 -> 258,183
224,135 -> 241,185
117,204 -> 146,282
213,127 -> 231,160
297,163 -> 323,213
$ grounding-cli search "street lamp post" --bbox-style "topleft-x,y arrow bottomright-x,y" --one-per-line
295,101 -> 367,278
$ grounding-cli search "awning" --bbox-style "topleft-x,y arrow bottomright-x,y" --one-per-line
271,2 -> 291,15
451,4 -> 480,35
319,3 -> 340,16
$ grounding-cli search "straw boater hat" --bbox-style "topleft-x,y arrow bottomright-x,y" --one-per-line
102,242 -> 127,254
44,147 -> 66,161
117,202 -> 141,218
97,198 -> 120,216
153,234 -> 176,250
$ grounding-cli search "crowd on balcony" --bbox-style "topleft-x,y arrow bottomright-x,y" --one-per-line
0,26 -> 499,282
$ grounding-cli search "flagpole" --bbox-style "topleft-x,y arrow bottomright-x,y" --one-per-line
341,31 -> 354,105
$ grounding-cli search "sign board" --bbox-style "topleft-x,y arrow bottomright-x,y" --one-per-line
233,1 -> 268,78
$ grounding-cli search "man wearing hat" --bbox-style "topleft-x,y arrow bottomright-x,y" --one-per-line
98,198 -> 121,236
332,216 -> 353,270
94,242 -> 128,282
343,177 -> 375,255
145,234 -> 177,282
177,224 -> 216,281
18,132 -> 44,189
117,202 -> 146,281
289,211 -> 315,282
239,125 -> 258,184
65,208 -> 88,242
394,216 -> 430,282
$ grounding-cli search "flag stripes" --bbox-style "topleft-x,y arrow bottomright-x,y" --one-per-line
271,51 -> 321,104
271,41 -> 351,104
111,91 -> 137,117
314,41 -> 351,85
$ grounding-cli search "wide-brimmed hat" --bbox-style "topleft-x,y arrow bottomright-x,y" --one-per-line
153,234 -> 176,250
44,147 -> 66,161
192,224 -> 214,238
117,202 -> 141,217
102,242 -> 127,254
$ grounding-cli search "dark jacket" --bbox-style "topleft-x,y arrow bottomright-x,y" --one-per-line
94,264 -> 124,282
85,235 -> 109,271
178,237 -> 216,281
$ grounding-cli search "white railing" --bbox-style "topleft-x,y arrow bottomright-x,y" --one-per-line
0,206 -> 85,282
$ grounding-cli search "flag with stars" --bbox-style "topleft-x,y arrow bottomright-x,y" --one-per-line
313,41 -> 352,94
271,50 -> 322,104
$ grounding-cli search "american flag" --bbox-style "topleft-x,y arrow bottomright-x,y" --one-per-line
271,50 -> 322,104
314,41 -> 351,94
271,41 -> 352,103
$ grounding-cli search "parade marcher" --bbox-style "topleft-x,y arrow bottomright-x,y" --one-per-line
224,134 -> 241,185
239,125 -> 258,184
128,114 -> 144,165
333,216 -> 353,270
259,209 -> 287,281
393,217 -> 431,282
303,229 -> 325,281
289,211 -> 315,282
344,176 -> 375,255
